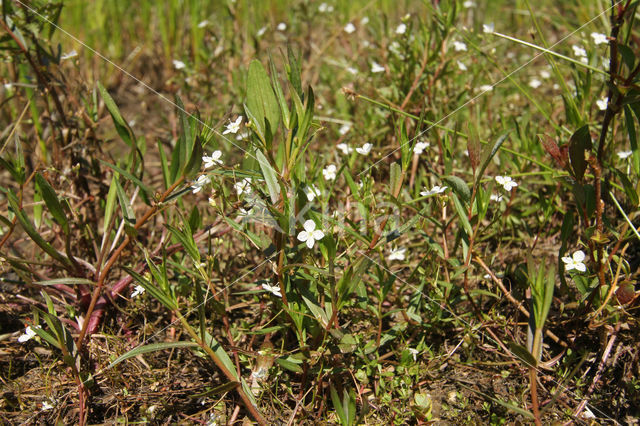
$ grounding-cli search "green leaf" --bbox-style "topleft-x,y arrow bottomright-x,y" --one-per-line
508,341 -> 537,368
269,55 -> 290,128
114,178 -> 135,225
97,82 -> 135,147
165,223 -> 200,263
476,131 -> 510,188
276,356 -> 303,373
35,278 -> 96,286
98,159 -> 153,203
108,341 -> 199,369
451,193 -> 473,236
203,331 -> 240,380
103,174 -> 118,235
467,123 -> 481,175
183,135 -> 203,179
255,150 -> 280,203
245,60 -> 280,142
568,125 -> 591,181
287,45 -> 303,98
613,167 -> 639,207
176,96 -> 193,166
123,265 -> 177,310
443,175 -> 470,203
35,173 -> 69,234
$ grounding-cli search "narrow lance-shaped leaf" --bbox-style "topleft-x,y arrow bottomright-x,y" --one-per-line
256,150 -> 280,203
97,82 -> 135,147
475,131 -> 511,189
35,173 -> 69,235
245,60 -> 280,142
568,125 -> 591,181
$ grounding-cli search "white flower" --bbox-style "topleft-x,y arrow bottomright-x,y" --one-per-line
18,325 -> 40,343
339,124 -> 351,135
323,164 -> 337,181
452,41 -> 467,52
305,185 -> 321,201
495,175 -> 518,191
457,60 -> 468,71
477,84 -> 493,93
262,283 -> 282,298
234,178 -> 252,195
490,193 -> 503,202
562,250 -> 586,272
346,66 -> 358,75
361,16 -> 369,25
203,150 -> 223,168
337,143 -> 354,155
371,61 -> 385,73
257,26 -> 268,37
318,2 -> 334,12
395,23 -> 407,34
223,116 -> 243,135
482,23 -> 495,34
414,141 -> 430,155
408,347 -> 419,361
41,400 -> 54,411
356,143 -> 372,155
572,45 -> 587,57
198,20 -> 210,28
192,174 -> 211,193
131,285 -> 145,298
420,185 -> 448,196
591,32 -> 608,45
617,150 -> 633,160
173,59 -> 186,70
463,0 -> 476,7
277,22 -> 287,31
61,50 -> 78,60
388,247 -> 406,261
540,69 -> 551,79
529,78 -> 542,89
297,220 -> 325,249
596,98 -> 607,111
344,22 -> 356,34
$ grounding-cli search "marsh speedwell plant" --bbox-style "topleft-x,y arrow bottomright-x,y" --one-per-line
2,0 -> 640,424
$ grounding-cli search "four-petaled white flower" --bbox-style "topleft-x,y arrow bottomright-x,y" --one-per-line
463,0 -> 476,7
337,143 -> 354,155
203,150 -> 223,168
61,50 -> 78,60
223,116 -> 243,135
540,69 -> 551,79
495,175 -> 518,191
262,283 -> 282,298
277,22 -> 287,31
457,60 -> 467,71
131,285 -> 145,298
173,59 -> 186,70
257,26 -> 267,37
529,78 -> 542,89
572,45 -> 587,64
344,22 -> 356,34
18,325 -> 41,343
591,32 -> 608,45
395,23 -> 407,35
192,174 -> 211,193
562,250 -> 586,272
297,220 -> 325,249
347,66 -> 358,75
596,98 -> 607,111
318,2 -> 334,13
490,193 -> 503,202
408,347 -> 419,361
356,143 -> 372,155
617,150 -> 633,160
323,164 -> 337,181
371,61 -> 385,73
41,400 -> 54,411
477,84 -> 493,93
388,247 -> 406,261
420,185 -> 448,197
452,41 -> 467,52
482,23 -> 495,34
305,185 -> 321,201
234,178 -> 252,195
339,124 -> 351,135
361,16 -> 369,25
414,141 -> 430,155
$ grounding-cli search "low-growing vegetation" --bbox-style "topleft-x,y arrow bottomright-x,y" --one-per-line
1,0 -> 639,424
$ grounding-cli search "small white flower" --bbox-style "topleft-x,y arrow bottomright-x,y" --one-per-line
562,250 -> 586,272
490,193 -> 503,202
277,22 -> 287,31
192,174 -> 211,193
198,20 -> 210,28
344,22 -> 356,34
346,66 -> 358,75
337,143 -> 354,155
323,164 -> 337,181
413,141 -> 430,155
388,247 -> 406,261
477,84 -> 493,93
540,69 -> 551,79
131,285 -> 145,298
617,150 -> 633,160
371,61 -> 385,73
297,220 -> 325,249
223,116 -> 243,135
262,283 -> 282,298
596,98 -> 608,111
173,59 -> 186,70
339,124 -> 351,135
482,23 -> 495,34
529,78 -> 542,89
408,347 -> 419,361
257,26 -> 268,37
420,185 -> 448,197
590,32 -> 608,45
463,0 -> 476,7
572,45 -> 587,58
452,41 -> 467,52
18,325 -> 40,343
356,143 -> 372,155
234,178 -> 252,195
61,50 -> 78,60
495,175 -> 518,191
203,150 -> 223,168
305,185 -> 321,201
457,60 -> 468,71
318,2 -> 333,12
395,23 -> 407,35
41,400 -> 54,411
361,16 -> 370,25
